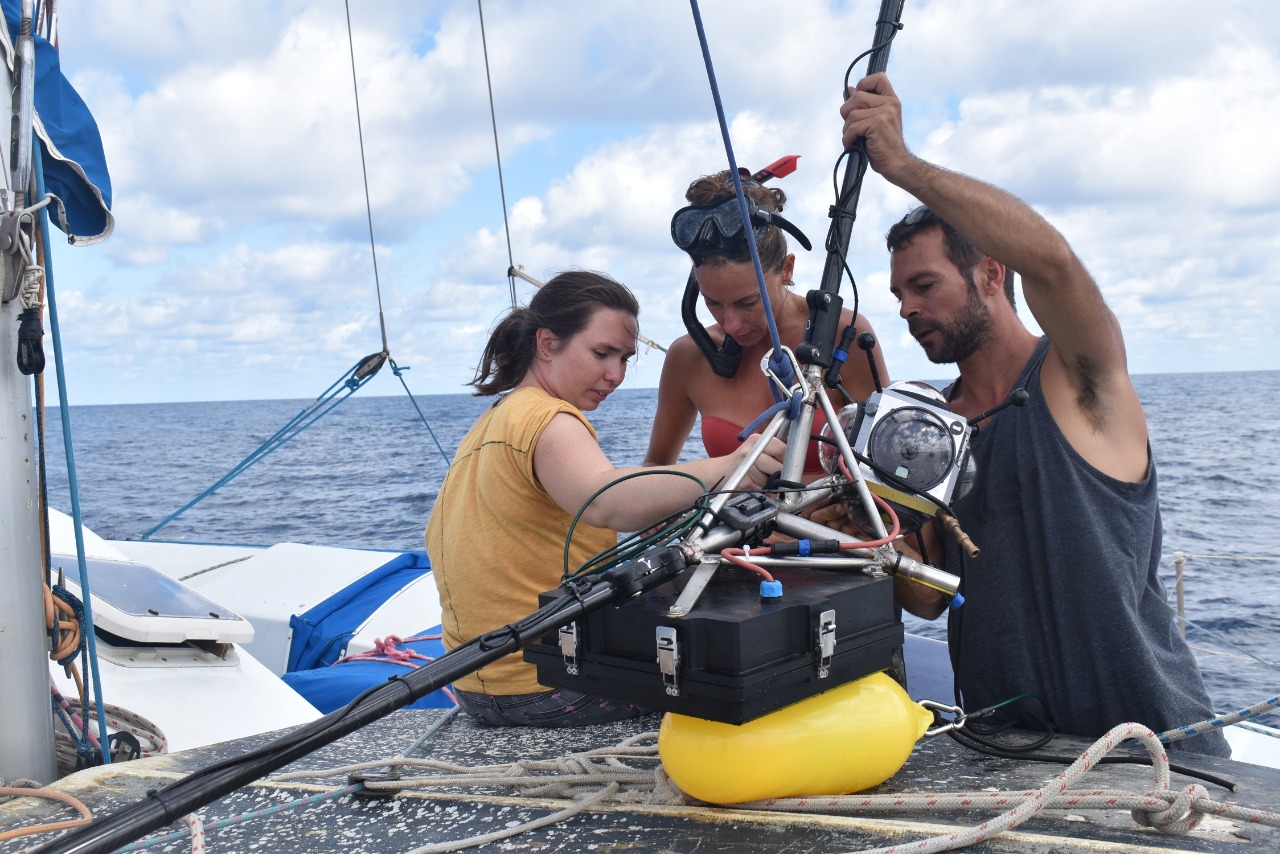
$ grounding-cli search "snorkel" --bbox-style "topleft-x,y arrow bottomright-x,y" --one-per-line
672,157 -> 811,378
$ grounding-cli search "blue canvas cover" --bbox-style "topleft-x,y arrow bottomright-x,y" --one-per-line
281,629 -> 454,714
2,0 -> 113,244
286,551 -> 435,673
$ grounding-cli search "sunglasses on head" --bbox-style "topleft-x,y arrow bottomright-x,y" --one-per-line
902,205 -> 939,226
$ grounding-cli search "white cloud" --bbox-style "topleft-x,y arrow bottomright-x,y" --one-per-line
38,0 -> 1280,405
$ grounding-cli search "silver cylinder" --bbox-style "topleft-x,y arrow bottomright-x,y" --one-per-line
0,296 -> 57,783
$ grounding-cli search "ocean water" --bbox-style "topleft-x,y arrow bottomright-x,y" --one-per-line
39,371 -> 1280,727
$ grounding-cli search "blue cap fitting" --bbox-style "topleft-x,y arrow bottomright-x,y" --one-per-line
760,579 -> 784,598
949,591 -> 965,609
832,348 -> 849,363
798,539 -> 811,557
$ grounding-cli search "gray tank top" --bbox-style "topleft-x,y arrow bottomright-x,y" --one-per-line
944,338 -> 1228,756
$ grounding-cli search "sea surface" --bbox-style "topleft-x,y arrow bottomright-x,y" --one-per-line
40,371 -> 1280,728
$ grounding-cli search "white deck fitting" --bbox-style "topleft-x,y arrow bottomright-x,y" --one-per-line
118,541 -> 409,674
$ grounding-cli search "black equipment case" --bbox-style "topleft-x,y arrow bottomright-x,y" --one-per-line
526,564 -> 904,724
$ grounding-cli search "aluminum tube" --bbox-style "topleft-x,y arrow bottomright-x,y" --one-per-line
777,371 -> 818,486
725,555 -> 877,569
13,0 -> 36,203
813,381 -> 887,538
885,552 -> 961,598
685,410 -> 788,551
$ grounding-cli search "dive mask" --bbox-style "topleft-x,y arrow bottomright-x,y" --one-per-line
670,195 -> 812,267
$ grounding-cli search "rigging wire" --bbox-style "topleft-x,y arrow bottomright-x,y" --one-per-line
477,0 -> 519,308
388,357 -> 453,463
687,0 -> 789,390
144,3 -> 461,539
35,0 -> 56,45
140,356 -> 389,540
343,0 -> 389,355
33,142 -> 111,765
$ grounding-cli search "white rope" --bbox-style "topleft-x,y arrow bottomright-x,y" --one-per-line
0,776 -> 41,795
738,723 -> 1280,854
19,263 -> 44,309
147,721 -> 1280,852
54,700 -> 168,775
402,783 -> 620,854
1232,720 -> 1280,739
266,723 -> 1280,852
294,723 -> 1280,852
267,731 -> 673,852
185,812 -> 206,854
270,731 -> 663,788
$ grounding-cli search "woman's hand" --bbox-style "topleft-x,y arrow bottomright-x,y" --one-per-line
732,434 -> 788,490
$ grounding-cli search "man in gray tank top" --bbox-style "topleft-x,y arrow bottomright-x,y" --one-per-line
830,73 -> 1228,756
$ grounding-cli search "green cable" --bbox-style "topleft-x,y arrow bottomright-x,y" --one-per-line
560,470 -> 709,580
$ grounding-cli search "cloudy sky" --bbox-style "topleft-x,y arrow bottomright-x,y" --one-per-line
39,0 -> 1280,405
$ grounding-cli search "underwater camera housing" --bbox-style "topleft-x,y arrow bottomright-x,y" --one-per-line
821,380 -> 975,532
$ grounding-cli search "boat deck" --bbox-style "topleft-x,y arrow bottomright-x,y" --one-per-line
3,709 -> 1278,853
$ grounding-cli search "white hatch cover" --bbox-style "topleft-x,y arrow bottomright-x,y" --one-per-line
51,553 -> 254,645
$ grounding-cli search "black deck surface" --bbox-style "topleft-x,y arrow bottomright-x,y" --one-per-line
3,709 -> 1277,853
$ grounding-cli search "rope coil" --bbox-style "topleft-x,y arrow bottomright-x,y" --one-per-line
252,722 -> 1280,854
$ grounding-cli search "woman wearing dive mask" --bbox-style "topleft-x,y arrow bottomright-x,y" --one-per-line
644,170 -> 889,478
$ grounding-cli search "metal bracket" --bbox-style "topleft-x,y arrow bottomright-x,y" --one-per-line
816,609 -> 836,678
0,211 -> 24,256
656,626 -> 680,696
0,203 -> 48,304
0,212 -> 25,303
558,622 -> 579,676
666,558 -> 720,618
920,700 -> 967,737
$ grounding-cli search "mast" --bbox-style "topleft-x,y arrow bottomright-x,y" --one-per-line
0,0 -> 58,784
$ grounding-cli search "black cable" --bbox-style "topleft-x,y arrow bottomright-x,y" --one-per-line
33,558 -> 677,854
941,695 -> 1240,792
830,148 -> 850,206
946,728 -> 1238,792
916,521 -> 933,567
841,26 -> 903,93
562,469 -> 708,579
957,715 -> 1056,753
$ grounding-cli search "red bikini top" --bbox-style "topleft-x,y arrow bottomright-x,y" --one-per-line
700,409 -> 828,475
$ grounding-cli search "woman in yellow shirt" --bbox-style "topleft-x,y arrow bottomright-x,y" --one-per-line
427,270 -> 783,727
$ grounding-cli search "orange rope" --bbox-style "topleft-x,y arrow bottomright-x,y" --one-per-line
0,785 -> 93,843
44,584 -> 81,663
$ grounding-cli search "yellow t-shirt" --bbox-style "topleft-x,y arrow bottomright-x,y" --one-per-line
426,387 -> 616,695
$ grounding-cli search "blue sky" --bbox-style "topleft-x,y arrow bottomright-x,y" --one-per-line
39,0 -> 1280,405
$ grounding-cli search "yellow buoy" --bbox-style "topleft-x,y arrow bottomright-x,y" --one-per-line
658,671 -> 933,804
